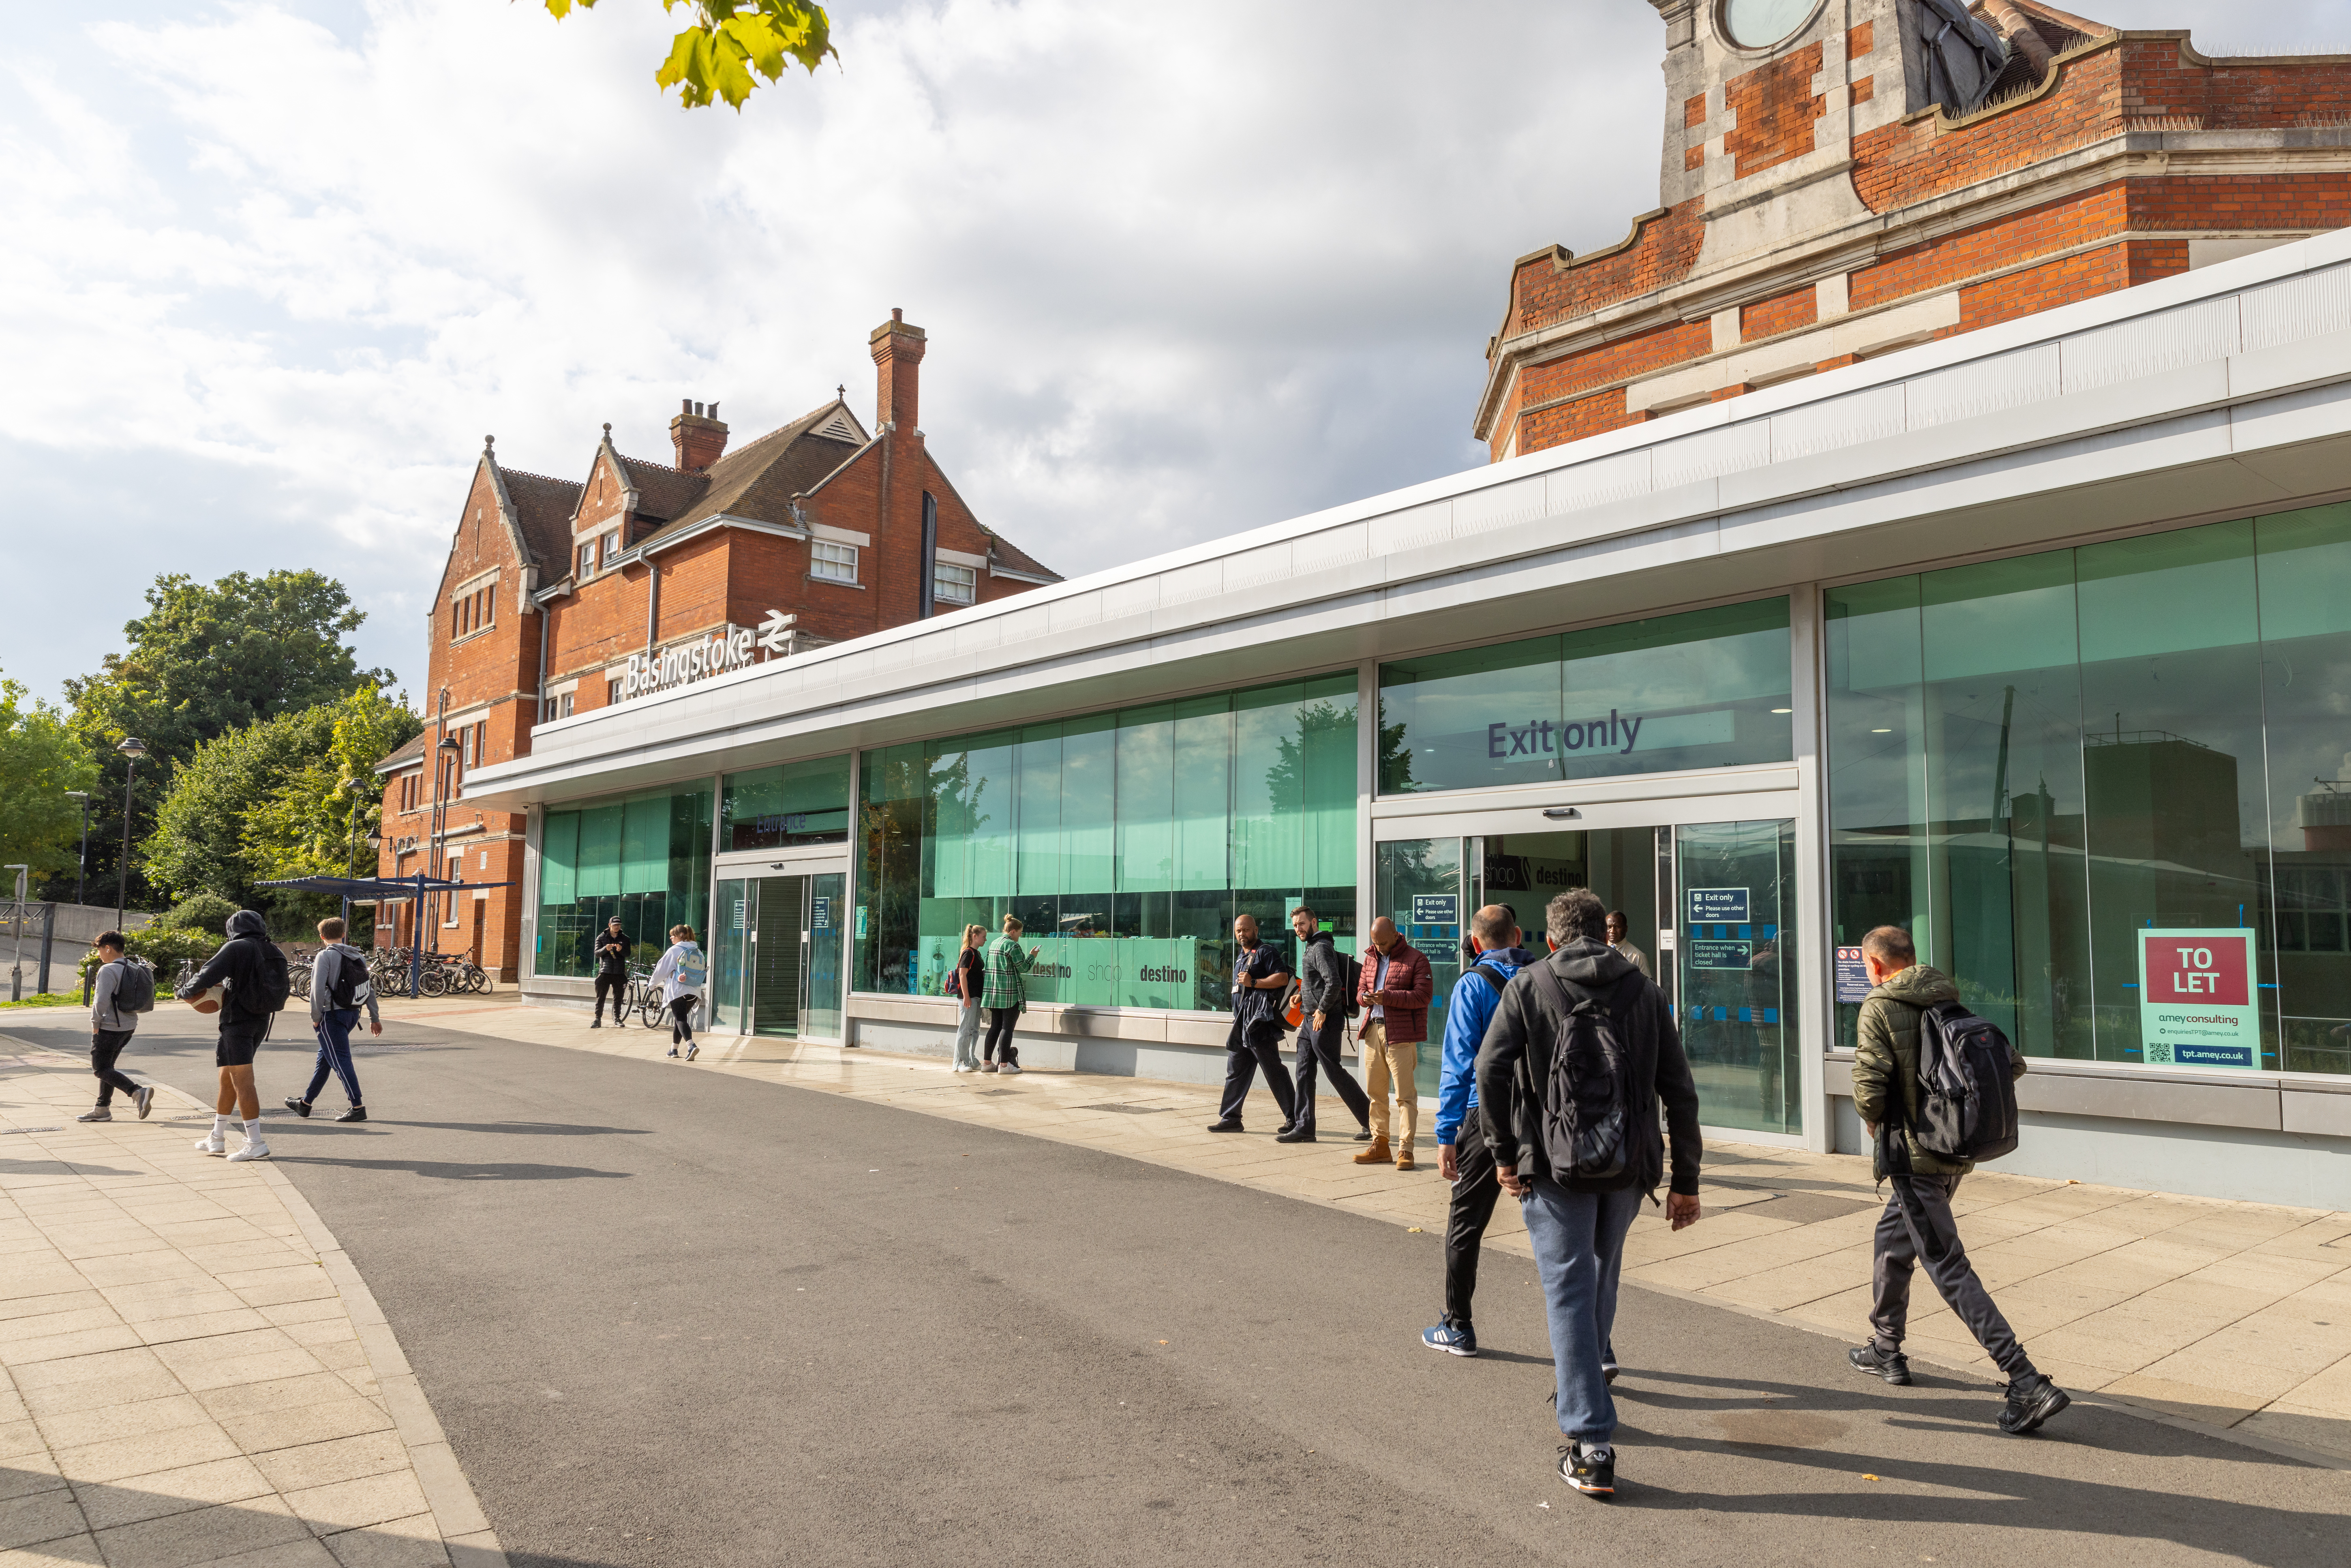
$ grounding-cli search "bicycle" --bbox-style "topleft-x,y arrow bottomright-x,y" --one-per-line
632,965 -> 703,1033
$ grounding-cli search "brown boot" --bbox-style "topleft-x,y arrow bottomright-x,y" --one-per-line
1395,1149 -> 1417,1172
1352,1138 -> 1391,1165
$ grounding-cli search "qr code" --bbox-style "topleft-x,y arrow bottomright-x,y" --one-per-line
2144,1042 -> 2173,1065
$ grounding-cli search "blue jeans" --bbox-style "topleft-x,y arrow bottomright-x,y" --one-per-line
1519,1177 -> 1642,1445
304,1009 -> 364,1106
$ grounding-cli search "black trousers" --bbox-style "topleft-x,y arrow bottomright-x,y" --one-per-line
668,995 -> 697,1044
1871,1170 -> 2035,1380
1290,1017 -> 1370,1132
595,973 -> 627,1022
91,1029 -> 139,1105
1219,1014 -> 1297,1124
1442,1123 -> 1503,1327
985,1008 -> 1021,1065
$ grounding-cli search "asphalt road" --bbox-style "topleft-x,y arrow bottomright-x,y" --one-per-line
9,1008 -> 2346,1568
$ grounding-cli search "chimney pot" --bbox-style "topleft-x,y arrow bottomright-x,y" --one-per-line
892,308 -> 903,323
669,400 -> 730,472
869,309 -> 927,435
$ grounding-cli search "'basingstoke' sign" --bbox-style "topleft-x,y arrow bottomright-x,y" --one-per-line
619,610 -> 799,701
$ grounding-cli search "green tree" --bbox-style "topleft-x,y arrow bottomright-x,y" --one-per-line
144,706 -> 339,913
545,0 -> 836,109
64,571 -> 392,911
0,674 -> 100,885
244,687 -> 422,885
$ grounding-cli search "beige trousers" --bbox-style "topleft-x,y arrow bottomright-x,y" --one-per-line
1360,1019 -> 1420,1152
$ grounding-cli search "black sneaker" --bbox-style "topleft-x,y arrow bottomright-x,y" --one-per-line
1207,1117 -> 1245,1133
283,1097 -> 313,1119
1274,1125 -> 1317,1143
591,1018 -> 602,1029
1998,1374 -> 2069,1435
1849,1343 -> 1913,1386
1558,1442 -> 1614,1497
334,1106 -> 367,1123
1353,1127 -> 1374,1142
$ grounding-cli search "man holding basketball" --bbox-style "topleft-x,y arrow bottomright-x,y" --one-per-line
177,909 -> 292,1162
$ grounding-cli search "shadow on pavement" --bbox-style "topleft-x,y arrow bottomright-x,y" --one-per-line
278,1155 -> 634,1182
373,1121 -> 655,1137
0,1157 -> 147,1177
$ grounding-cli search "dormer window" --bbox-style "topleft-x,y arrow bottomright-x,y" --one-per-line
812,540 -> 859,584
602,529 -> 621,566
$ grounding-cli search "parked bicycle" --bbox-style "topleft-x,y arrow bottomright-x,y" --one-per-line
629,962 -> 699,1031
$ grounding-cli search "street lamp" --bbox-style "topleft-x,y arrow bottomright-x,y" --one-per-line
64,791 -> 90,909
4,864 -> 26,1003
114,738 -> 148,932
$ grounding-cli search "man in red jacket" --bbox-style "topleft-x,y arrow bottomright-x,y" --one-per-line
1355,916 -> 1432,1171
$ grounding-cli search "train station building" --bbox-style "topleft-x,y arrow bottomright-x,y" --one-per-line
456,3 -> 2351,1209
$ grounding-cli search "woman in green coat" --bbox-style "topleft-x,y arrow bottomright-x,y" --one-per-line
980,916 -> 1040,1074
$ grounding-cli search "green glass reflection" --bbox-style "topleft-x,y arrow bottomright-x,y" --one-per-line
1376,837 -> 1461,1100
720,755 -> 850,849
535,786 -> 713,980
1675,819 -> 1800,1136
1379,598 -> 1793,794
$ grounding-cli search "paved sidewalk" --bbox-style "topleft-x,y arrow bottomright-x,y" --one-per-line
0,1035 -> 504,1568
388,996 -> 2351,1465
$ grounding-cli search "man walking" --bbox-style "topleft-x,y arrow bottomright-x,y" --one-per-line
1848,925 -> 2068,1435
177,909 -> 291,1163
592,917 -> 630,1028
1277,906 -> 1371,1144
1605,911 -> 1651,979
77,933 -> 154,1123
1420,905 -> 1534,1356
1354,916 -> 1431,1171
1477,888 -> 1703,1498
980,916 -> 1039,1075
1209,913 -> 1298,1133
285,917 -> 380,1123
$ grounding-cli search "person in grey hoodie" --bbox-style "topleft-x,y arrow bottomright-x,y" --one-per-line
77,933 -> 154,1123
284,916 -> 381,1124
1278,905 -> 1372,1144
1848,924 -> 2065,1437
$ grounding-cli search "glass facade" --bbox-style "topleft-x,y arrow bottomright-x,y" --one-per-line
536,785 -> 715,978
855,673 -> 1359,1009
1379,597 -> 1793,795
1827,505 -> 2351,1076
721,755 -> 850,849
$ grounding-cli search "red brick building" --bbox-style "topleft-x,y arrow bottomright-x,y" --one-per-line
373,310 -> 1058,977
1477,2 -> 2351,458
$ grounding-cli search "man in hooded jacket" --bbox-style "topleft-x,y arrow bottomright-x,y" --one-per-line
1476,887 -> 1702,1499
177,910 -> 288,1162
1849,924 -> 2066,1436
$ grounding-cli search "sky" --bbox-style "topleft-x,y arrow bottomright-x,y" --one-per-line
4,0 -> 2349,710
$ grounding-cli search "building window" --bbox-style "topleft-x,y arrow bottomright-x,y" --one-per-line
536,785 -> 715,978
812,540 -> 859,584
1377,597 -> 1792,796
602,530 -> 620,568
934,562 -> 976,606
445,855 -> 463,926
854,672 -> 1358,1007
607,677 -> 623,707
578,541 -> 595,580
1824,503 -> 2351,1079
544,692 -> 575,723
722,755 -> 852,850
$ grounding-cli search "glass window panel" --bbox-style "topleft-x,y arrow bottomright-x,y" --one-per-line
621,796 -> 670,894
721,755 -> 850,849
1301,672 -> 1360,888
1015,724 -> 1063,896
1114,706 -> 1174,893
961,733 -> 1017,898
540,811 -> 578,909
2258,503 -> 2351,1075
1379,634 -> 1561,794
1059,716 -> 1116,898
1173,695 -> 1232,891
532,787 -> 708,980
1233,682 -> 1307,892
577,805 -> 623,898
854,742 -> 926,994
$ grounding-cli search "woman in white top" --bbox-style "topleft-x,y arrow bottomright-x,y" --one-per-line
649,924 -> 707,1060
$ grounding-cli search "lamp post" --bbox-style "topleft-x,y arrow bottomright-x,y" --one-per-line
4,864 -> 26,1003
414,731 -> 461,999
64,791 -> 90,909
113,738 -> 148,933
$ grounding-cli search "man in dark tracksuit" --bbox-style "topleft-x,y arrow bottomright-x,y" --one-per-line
1278,907 -> 1371,1144
1849,924 -> 2067,1436
592,919 -> 630,1027
1208,914 -> 1298,1134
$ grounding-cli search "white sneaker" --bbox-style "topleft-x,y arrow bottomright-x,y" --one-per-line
952,1063 -> 974,1074
1000,1062 -> 1023,1076
226,1140 -> 271,1162
194,1133 -> 226,1155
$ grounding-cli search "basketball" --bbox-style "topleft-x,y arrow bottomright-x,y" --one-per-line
188,984 -> 227,1015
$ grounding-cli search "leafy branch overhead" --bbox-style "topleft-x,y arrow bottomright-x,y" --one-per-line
543,0 -> 837,109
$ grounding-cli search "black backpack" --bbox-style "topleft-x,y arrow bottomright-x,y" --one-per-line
1910,1002 -> 2020,1163
1339,950 -> 1364,1018
110,958 -> 156,1015
240,939 -> 293,1018
1530,965 -> 1636,1181
322,949 -> 366,1012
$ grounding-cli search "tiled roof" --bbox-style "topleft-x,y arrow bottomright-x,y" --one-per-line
373,730 -> 428,774
627,400 -> 871,550
499,468 -> 584,571
988,531 -> 1060,582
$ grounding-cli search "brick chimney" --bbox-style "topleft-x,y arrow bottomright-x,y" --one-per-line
869,308 -> 926,433
670,400 -> 728,471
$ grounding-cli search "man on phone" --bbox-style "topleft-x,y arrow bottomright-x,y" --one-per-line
593,918 -> 630,1027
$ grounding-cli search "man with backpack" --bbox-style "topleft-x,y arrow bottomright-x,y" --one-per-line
177,909 -> 292,1162
1477,888 -> 1703,1499
284,917 -> 381,1124
1276,905 -> 1372,1144
1421,905 -> 1534,1356
77,933 -> 156,1123
1848,925 -> 2068,1435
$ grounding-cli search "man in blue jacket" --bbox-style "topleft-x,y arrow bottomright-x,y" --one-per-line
1421,904 -> 1535,1357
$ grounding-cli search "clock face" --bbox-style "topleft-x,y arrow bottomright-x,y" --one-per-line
1721,0 -> 1820,49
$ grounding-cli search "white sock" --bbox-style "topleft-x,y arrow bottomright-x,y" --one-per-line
243,1119 -> 264,1144
212,1114 -> 233,1138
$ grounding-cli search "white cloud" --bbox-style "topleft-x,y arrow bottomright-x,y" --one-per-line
0,0 -> 2343,705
